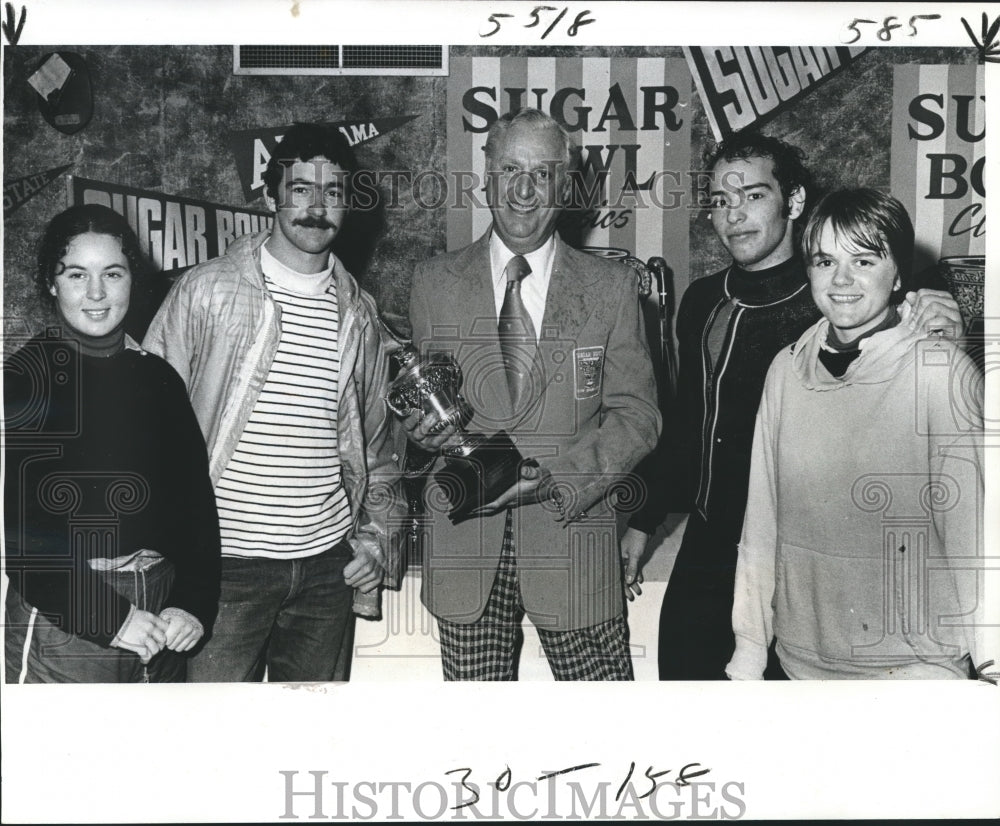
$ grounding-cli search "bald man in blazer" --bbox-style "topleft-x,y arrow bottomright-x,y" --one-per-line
402,108 -> 660,680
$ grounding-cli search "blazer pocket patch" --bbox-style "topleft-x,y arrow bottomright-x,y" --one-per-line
574,346 -> 604,400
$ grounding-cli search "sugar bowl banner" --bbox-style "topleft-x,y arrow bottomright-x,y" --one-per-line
890,63 -> 985,270
446,55 -> 692,282
70,175 -> 273,275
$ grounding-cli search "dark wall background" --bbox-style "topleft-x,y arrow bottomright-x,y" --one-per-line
3,45 -> 974,347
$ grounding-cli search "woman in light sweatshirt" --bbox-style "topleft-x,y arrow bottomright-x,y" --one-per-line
726,189 -> 993,680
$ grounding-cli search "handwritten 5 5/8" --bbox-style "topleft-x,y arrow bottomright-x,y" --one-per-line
481,6 -> 596,39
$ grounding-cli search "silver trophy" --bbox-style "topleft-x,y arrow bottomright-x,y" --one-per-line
384,339 -> 523,525
385,344 -> 473,433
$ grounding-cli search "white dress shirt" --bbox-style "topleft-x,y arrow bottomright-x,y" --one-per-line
489,230 -> 555,343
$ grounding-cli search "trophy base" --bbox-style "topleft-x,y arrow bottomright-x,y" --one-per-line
435,430 -> 523,525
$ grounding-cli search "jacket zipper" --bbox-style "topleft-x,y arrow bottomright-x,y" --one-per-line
695,298 -> 726,513
210,298 -> 279,482
696,303 -> 743,516
337,301 -> 365,537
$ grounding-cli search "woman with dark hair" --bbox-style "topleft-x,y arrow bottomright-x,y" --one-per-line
4,204 -> 221,682
726,188 -> 993,680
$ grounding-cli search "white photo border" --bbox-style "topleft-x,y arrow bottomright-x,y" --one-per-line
2,1 -> 998,821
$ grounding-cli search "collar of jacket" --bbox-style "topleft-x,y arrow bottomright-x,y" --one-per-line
228,230 -> 364,310
440,229 -> 612,423
724,256 -> 808,307
453,229 -> 606,289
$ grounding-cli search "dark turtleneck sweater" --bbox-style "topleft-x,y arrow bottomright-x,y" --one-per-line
70,325 -> 125,358
52,306 -> 128,359
3,326 -> 221,646
631,256 -> 821,538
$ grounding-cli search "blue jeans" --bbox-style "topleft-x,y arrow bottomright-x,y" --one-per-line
187,542 -> 355,682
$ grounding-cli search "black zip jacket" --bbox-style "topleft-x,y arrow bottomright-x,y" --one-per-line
630,257 -> 819,540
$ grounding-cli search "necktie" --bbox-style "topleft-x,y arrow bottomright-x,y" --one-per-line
498,255 -> 537,410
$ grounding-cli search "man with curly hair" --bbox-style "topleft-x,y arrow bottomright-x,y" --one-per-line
144,123 -> 400,682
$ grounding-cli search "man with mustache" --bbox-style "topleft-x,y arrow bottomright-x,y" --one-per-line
144,123 -> 399,682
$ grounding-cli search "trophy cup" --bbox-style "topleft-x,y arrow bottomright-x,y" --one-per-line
385,342 -> 524,525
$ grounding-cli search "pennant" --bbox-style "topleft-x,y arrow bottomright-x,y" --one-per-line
683,46 -> 869,141
3,163 -> 73,217
70,175 -> 273,273
228,115 -> 420,201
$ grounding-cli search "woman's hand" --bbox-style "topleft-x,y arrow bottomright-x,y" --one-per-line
158,607 -> 205,652
112,608 -> 169,663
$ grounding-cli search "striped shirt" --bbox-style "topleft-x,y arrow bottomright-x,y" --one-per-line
215,246 -> 352,559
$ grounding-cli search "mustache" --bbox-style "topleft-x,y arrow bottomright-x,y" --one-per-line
293,216 -> 337,230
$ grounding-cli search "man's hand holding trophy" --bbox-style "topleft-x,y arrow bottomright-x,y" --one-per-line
386,342 -> 563,524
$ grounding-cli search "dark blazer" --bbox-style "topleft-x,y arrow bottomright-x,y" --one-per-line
409,231 -> 660,631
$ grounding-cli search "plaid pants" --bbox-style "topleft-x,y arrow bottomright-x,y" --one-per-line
436,511 -> 633,681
